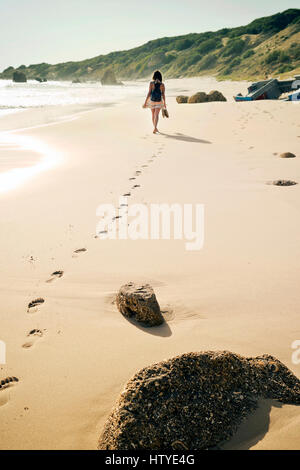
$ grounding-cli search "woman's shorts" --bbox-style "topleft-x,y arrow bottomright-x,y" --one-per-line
146,99 -> 163,109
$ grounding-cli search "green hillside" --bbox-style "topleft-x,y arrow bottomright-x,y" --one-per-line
1,8 -> 299,82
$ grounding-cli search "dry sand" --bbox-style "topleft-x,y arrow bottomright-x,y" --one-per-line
0,77 -> 299,449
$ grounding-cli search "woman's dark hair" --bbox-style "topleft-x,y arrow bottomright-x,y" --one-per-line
153,70 -> 162,82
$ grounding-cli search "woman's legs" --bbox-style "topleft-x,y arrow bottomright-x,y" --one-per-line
153,108 -> 160,133
151,108 -> 155,127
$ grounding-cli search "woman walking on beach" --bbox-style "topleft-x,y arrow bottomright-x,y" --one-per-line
143,70 -> 166,134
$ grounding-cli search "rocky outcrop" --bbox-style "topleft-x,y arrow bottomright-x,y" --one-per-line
116,282 -> 164,327
188,92 -> 208,103
207,90 -> 227,102
98,350 -> 300,450
280,152 -> 296,158
101,68 -> 123,86
183,90 -> 227,104
13,71 -> 27,83
176,95 -> 189,103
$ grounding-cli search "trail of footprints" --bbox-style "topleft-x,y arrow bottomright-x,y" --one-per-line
107,144 -> 165,234
2,144 -> 166,398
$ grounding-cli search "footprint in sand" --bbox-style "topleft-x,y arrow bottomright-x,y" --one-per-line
46,270 -> 64,283
135,171 -> 141,176
72,248 -> 87,258
0,376 -> 19,407
129,177 -> 136,181
268,180 -> 297,187
27,298 -> 45,314
132,184 -> 140,189
123,192 -> 131,197
22,329 -> 44,349
0,376 -> 19,390
74,248 -> 87,254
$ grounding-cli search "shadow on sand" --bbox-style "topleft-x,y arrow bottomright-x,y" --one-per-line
221,399 -> 297,450
123,314 -> 172,337
159,132 -> 212,144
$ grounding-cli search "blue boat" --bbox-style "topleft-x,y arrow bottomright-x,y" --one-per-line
234,75 -> 300,102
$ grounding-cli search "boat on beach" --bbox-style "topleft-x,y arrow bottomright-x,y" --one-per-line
234,75 -> 300,101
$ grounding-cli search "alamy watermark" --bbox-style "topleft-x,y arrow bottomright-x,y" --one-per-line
291,340 -> 300,365
96,197 -> 204,251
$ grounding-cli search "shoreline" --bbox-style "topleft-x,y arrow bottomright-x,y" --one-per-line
0,77 -> 299,449
0,102 -> 116,133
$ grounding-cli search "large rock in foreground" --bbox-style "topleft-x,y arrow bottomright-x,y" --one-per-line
99,350 -> 300,450
13,71 -> 27,83
116,282 -> 163,327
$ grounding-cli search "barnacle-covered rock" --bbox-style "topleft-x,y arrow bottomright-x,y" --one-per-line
116,282 -> 164,327
98,350 -> 300,450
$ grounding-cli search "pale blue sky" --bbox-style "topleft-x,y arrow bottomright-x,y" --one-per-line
0,0 -> 298,71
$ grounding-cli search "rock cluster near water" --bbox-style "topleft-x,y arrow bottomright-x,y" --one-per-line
13,71 -> 27,83
101,68 -> 123,86
98,350 -> 300,450
207,90 -> 227,102
116,282 -> 164,327
176,95 -> 189,103
176,90 -> 227,104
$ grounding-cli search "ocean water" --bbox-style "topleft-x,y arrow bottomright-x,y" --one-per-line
0,79 -> 146,117
0,79 -> 149,193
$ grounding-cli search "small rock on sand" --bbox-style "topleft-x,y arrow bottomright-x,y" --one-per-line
116,282 -> 164,327
280,152 -> 296,158
271,180 -> 297,186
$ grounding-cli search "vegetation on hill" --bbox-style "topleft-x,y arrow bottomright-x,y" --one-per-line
1,9 -> 299,82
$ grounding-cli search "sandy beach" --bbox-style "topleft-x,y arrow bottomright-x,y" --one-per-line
0,77 -> 299,450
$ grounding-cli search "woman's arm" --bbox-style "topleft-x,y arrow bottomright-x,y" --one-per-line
143,82 -> 153,107
161,83 -> 166,107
